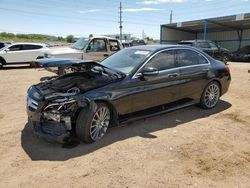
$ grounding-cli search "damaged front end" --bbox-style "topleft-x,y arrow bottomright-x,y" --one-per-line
26,86 -> 92,143
26,59 -> 123,143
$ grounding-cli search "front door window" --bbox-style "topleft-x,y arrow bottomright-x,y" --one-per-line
88,39 -> 107,52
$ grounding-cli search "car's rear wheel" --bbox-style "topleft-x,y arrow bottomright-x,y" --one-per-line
76,102 -> 110,143
200,81 -> 220,109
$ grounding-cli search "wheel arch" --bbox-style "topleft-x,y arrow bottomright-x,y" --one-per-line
73,99 -> 119,127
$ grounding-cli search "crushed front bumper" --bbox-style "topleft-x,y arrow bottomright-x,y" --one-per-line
27,105 -> 71,143
29,119 -> 70,143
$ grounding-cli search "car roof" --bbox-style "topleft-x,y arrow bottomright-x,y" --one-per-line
86,36 -> 119,40
10,42 -> 46,46
127,44 -> 201,52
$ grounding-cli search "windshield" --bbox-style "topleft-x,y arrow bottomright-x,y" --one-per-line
71,38 -> 89,50
101,48 -> 151,74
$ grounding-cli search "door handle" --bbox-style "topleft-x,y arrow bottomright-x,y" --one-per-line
167,73 -> 179,78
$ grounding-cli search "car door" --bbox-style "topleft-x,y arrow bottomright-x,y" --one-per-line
22,44 -> 44,62
84,38 -> 109,61
3,44 -> 24,63
175,49 -> 211,101
124,50 -> 182,113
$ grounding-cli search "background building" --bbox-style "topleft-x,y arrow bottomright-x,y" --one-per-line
160,13 -> 250,52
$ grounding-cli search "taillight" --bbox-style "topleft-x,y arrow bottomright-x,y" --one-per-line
225,65 -> 230,73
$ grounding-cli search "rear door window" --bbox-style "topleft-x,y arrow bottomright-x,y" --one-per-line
176,49 -> 208,67
23,44 -> 43,50
88,39 -> 107,52
144,50 -> 176,71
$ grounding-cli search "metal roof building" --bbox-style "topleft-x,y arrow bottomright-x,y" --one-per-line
160,13 -> 250,52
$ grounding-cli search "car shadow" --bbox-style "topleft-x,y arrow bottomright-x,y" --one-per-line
1,65 -> 36,70
21,100 -> 231,161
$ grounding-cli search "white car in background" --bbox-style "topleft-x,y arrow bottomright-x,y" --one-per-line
0,43 -> 48,68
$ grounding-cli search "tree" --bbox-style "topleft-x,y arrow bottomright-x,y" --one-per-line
57,36 -> 64,41
66,35 -> 74,43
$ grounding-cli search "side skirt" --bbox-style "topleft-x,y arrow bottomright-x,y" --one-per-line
119,100 -> 198,124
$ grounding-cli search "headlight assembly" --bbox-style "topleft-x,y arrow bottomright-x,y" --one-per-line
28,86 -> 43,100
44,98 -> 77,111
33,91 -> 42,100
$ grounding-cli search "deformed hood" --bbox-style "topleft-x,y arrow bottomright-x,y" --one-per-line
37,58 -> 98,68
36,69 -> 118,96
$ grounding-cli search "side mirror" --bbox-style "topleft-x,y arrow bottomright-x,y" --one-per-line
141,67 -> 159,77
5,49 -> 10,52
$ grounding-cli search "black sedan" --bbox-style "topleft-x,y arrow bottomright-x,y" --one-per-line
230,45 -> 250,62
26,45 -> 231,143
178,40 -> 230,63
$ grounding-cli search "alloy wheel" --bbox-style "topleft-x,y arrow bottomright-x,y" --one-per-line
90,106 -> 110,141
204,84 -> 220,108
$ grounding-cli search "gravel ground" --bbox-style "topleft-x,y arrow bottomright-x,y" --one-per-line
0,62 -> 249,188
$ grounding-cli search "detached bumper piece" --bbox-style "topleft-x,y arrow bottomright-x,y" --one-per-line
31,120 -> 70,143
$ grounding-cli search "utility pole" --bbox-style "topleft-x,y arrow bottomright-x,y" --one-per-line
119,2 -> 123,42
170,10 -> 173,24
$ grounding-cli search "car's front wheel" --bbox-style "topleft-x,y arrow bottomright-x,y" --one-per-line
222,53 -> 230,64
200,81 -> 221,109
76,102 -> 111,143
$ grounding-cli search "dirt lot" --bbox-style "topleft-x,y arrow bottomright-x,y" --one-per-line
0,63 -> 249,188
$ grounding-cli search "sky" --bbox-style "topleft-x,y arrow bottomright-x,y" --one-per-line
0,0 -> 249,39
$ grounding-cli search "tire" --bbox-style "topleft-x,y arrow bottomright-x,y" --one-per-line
200,81 -> 221,109
75,102 -> 111,143
0,58 -> 5,69
30,61 -> 40,68
221,54 -> 230,64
